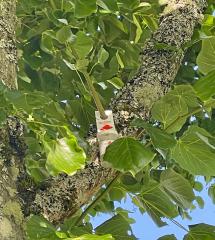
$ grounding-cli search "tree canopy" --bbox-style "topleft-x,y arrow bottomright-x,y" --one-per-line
1,0 -> 215,239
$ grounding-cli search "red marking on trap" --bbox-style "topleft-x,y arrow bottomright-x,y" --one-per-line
108,141 -> 112,145
100,124 -> 113,131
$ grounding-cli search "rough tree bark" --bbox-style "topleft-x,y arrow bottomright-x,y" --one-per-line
0,0 -> 207,239
0,0 -> 26,239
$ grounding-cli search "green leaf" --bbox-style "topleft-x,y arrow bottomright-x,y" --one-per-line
194,70 -> 215,101
184,224 -> 215,240
107,77 -> 124,89
98,47 -> 109,65
108,186 -> 126,202
140,182 -> 178,225
131,119 -> 177,149
143,15 -> 158,32
208,184 -> 215,204
56,26 -> 75,44
103,137 -> 156,174
69,98 -> 95,133
195,196 -> 204,209
95,213 -> 136,240
157,235 -> 177,240
97,0 -> 119,11
45,136 -> 86,176
26,216 -> 59,240
40,31 -> 55,54
117,0 -> 140,10
171,126 -> 215,176
133,14 -> 142,43
160,169 -> 195,209
71,234 -> 114,240
194,181 -> 203,192
152,85 -> 199,133
100,15 -> 127,43
197,36 -> 215,74
63,59 -> 76,71
25,157 -> 49,183
5,91 -> 48,114
74,0 -> 97,18
73,31 -> 94,59
151,93 -> 187,133
169,85 -> 199,108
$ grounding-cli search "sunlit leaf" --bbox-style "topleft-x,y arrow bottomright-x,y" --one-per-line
103,137 -> 156,174
194,70 -> 215,101
171,126 -> 215,176
45,136 -> 86,176
197,36 -> 215,74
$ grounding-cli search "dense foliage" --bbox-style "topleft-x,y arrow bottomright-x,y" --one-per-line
1,0 -> 215,239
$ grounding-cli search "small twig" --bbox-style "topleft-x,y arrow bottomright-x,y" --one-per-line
75,171 -> 122,226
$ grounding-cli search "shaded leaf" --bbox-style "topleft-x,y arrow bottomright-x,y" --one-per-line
74,0 -> 97,18
140,182 -> 178,226
56,26 -> 74,44
160,169 -> 195,209
98,47 -> 109,65
73,31 -> 94,59
26,216 -> 59,240
131,119 -> 176,149
95,213 -> 136,240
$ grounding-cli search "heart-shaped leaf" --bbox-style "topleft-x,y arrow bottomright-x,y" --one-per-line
103,137 -> 155,174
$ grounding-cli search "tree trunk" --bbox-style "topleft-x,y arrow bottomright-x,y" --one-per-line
29,0 -> 207,223
0,1 -> 26,239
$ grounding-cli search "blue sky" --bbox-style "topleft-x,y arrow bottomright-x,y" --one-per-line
92,177 -> 215,240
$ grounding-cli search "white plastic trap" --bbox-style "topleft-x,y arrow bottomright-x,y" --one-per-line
95,110 -> 119,158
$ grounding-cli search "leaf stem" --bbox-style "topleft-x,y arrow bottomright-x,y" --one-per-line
75,172 -> 122,226
28,120 -> 65,129
68,45 -> 107,120
49,0 -> 57,9
82,71 -> 107,120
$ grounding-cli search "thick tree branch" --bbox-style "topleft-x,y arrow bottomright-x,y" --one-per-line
30,0 -> 207,223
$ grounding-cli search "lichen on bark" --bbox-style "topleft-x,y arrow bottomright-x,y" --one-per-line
28,0 -> 207,224
0,123 -> 26,240
0,0 -> 17,89
0,1 -> 25,239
